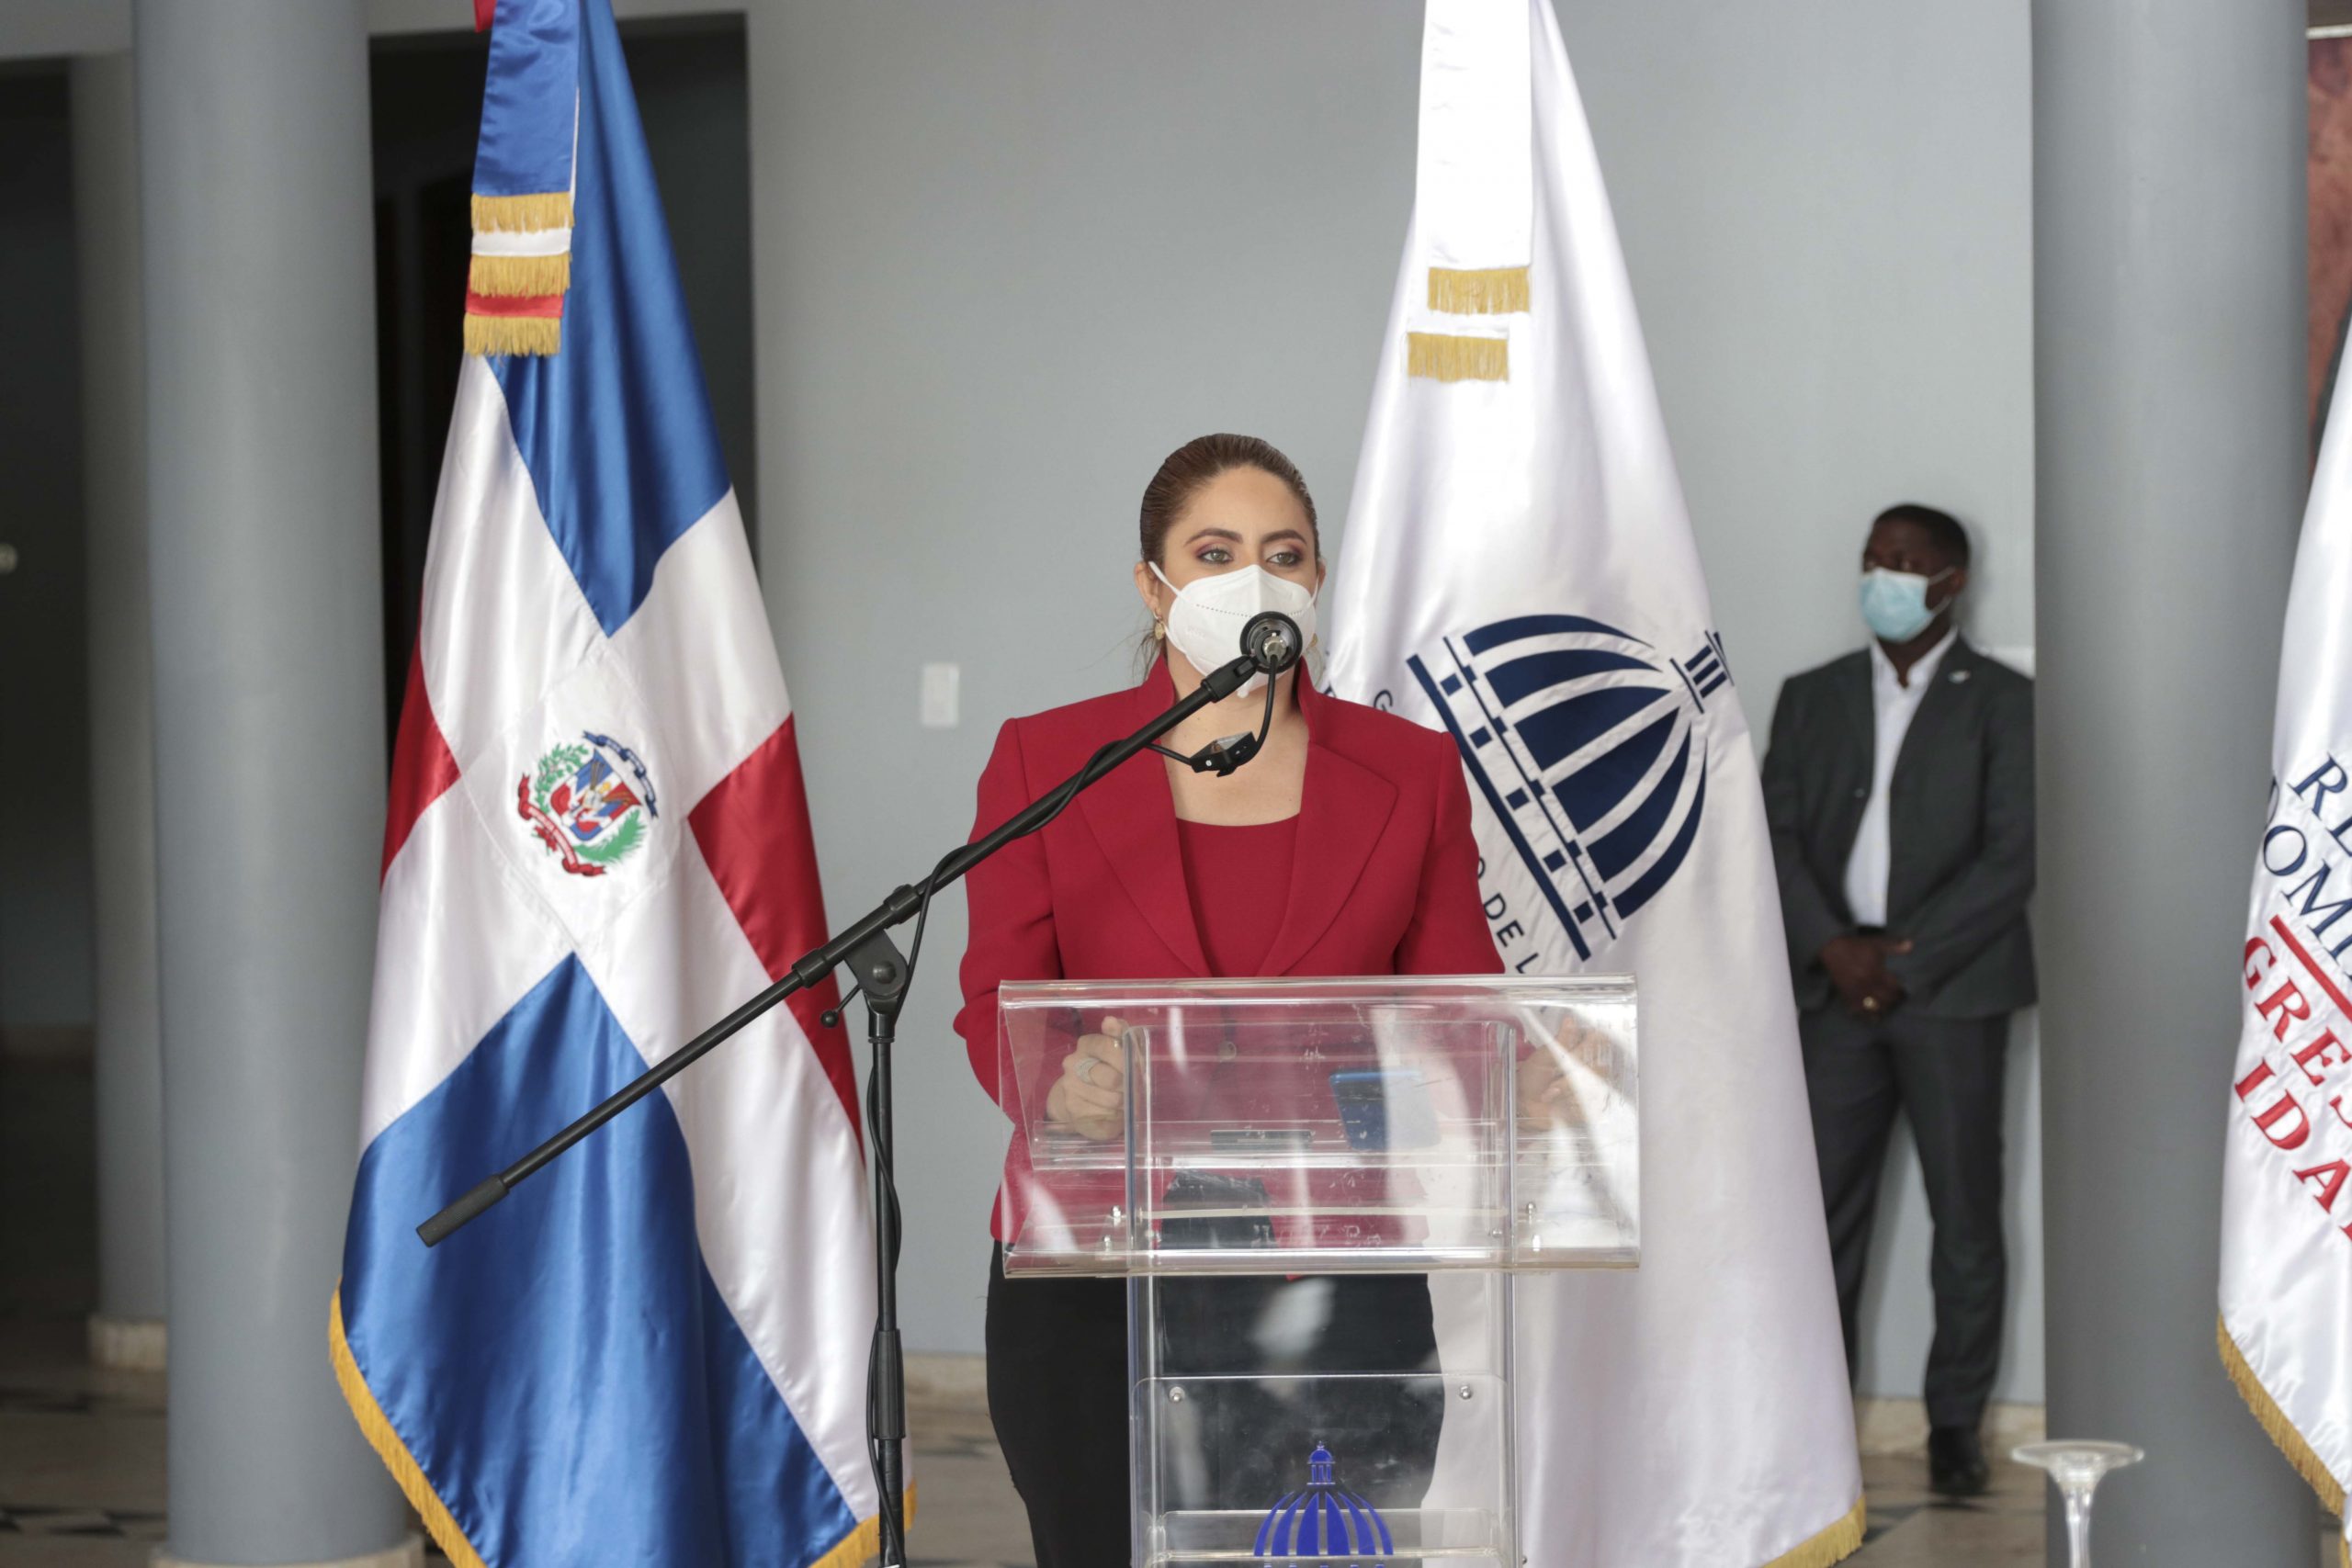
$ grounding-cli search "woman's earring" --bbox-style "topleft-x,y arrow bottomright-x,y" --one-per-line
1152,619 -> 1167,641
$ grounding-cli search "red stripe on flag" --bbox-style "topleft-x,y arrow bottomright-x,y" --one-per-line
383,645 -> 460,881
689,717 -> 861,1139
464,288 -> 564,319
2271,913 -> 2352,1022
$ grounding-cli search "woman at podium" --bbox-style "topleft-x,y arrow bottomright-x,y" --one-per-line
954,433 -> 1505,1567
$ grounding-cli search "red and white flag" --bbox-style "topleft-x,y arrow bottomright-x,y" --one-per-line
331,4 -> 885,1564
2220,336 -> 2352,1567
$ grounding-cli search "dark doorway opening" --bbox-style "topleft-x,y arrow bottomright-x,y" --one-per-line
368,15 -> 759,741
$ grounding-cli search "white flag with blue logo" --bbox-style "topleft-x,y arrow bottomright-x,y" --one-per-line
1324,2 -> 1863,1562
330,3 -> 885,1564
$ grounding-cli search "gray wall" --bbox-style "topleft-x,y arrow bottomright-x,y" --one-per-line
1569,0 -> 2041,1408
0,0 -> 2042,1405
749,0 -> 1424,1355
748,0 -> 2042,1403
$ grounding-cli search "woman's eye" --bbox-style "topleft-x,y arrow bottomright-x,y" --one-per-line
1269,549 -> 1302,568
1197,547 -> 1231,564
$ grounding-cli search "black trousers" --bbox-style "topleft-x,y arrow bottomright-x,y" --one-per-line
984,1246 -> 1440,1568
1799,1007 -> 2009,1430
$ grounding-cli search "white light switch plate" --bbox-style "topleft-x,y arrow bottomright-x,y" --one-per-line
920,662 -> 960,728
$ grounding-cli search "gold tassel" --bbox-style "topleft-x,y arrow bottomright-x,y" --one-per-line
2219,1315 -> 2348,1512
469,250 -> 571,297
329,1290 -> 491,1568
1760,1494 -> 1867,1568
1408,331 -> 1509,383
336,1285 -> 914,1568
472,190 -> 574,232
807,1487 -> 920,1568
465,313 -> 562,357
1429,265 -> 1531,315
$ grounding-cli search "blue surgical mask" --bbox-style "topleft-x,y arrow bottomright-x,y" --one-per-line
1859,567 -> 1953,643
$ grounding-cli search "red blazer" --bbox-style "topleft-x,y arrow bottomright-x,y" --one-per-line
955,659 -> 1504,1239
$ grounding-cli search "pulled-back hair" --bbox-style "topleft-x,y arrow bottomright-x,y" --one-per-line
1138,434 -> 1319,565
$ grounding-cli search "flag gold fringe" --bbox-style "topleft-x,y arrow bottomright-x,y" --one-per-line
1429,265 -> 1531,315
469,251 -> 571,297
330,1289 -> 490,1568
1760,1493 -> 1865,1568
472,191 -> 574,231
808,1487 -> 919,1568
2219,1314 -> 2347,1515
334,1286 -> 913,1568
464,314 -> 561,357
1408,331 -> 1509,383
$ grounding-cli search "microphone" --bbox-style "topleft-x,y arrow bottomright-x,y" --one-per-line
1242,611 -> 1304,676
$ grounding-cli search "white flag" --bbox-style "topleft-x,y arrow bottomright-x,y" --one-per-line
2218,347 -> 2352,1559
1323,2 -> 1864,1562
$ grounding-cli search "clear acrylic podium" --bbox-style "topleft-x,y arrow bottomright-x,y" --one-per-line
997,976 -> 1638,1567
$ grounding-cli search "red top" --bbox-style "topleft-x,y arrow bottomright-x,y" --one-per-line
955,660 -> 1505,1241
1176,817 -> 1299,977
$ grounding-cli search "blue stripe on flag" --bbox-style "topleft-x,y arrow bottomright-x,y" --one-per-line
341,958 -> 857,1568
492,0 -> 729,636
474,0 -> 579,200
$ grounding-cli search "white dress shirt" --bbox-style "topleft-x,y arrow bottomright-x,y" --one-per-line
1841,628 -> 1957,928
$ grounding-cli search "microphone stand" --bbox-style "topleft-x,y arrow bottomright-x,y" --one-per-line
416,626 -> 1297,1568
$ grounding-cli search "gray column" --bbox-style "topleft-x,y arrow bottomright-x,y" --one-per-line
2034,0 -> 2316,1562
72,49 -> 168,1372
134,2 -> 410,1562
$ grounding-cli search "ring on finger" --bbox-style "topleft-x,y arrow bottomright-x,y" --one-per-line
1080,1057 -> 1102,1088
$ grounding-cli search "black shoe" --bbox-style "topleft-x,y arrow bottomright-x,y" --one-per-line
1928,1425 -> 1990,1498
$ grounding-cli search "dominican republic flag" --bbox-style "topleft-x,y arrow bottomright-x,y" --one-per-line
2220,302 -> 2352,1566
329,4 -> 885,1565
1322,2 -> 1863,1563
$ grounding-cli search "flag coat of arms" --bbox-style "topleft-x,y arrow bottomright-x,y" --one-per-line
2220,334 -> 2352,1568
1323,2 -> 1864,1562
331,3 -> 884,1563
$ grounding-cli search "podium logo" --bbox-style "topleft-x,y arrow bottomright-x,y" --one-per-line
516,730 -> 660,878
1254,1443 -> 1390,1563
1408,615 -> 1724,961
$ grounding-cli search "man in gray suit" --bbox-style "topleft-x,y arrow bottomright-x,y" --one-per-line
1760,502 -> 2035,1498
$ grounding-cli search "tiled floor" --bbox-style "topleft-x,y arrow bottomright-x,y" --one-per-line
891,1397 -> 2060,1568
0,1306 -> 2047,1567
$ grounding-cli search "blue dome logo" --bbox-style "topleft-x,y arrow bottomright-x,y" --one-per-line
1407,615 -> 1725,960
1254,1443 -> 1391,1564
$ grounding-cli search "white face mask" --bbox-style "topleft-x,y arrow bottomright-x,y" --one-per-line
1150,561 -> 1318,696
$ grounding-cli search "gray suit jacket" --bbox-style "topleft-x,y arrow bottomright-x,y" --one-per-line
1760,637 -> 2036,1019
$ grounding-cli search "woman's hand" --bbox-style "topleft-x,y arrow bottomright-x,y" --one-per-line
1046,1014 -> 1128,1141
1517,1010 -> 1615,1132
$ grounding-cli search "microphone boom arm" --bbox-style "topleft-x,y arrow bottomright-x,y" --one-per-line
414,644 -> 1281,1247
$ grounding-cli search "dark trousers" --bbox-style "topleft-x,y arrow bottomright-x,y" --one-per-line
1799,1007 -> 2009,1430
984,1246 -> 1439,1568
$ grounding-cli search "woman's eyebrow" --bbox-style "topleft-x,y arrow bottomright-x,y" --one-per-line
1182,526 -> 1245,544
